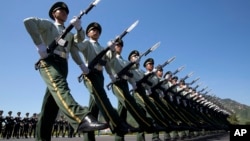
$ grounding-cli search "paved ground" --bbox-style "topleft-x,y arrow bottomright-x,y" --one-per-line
0,132 -> 229,141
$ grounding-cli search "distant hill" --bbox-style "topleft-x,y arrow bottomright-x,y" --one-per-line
220,98 -> 250,124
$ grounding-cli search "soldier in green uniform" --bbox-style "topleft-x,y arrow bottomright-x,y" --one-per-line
142,58 -> 187,141
105,41 -> 166,141
75,22 -> 139,141
23,2 -> 108,141
128,50 -> 174,141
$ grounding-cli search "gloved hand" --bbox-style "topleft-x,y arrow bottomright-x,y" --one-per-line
109,74 -> 118,82
107,40 -> 115,51
36,43 -> 48,59
146,89 -> 152,95
70,16 -> 82,30
122,75 -> 128,80
132,83 -> 137,91
79,64 -> 89,74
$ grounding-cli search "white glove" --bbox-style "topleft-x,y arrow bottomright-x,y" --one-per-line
109,74 -> 118,82
79,64 -> 89,74
146,89 -> 152,95
132,83 -> 137,91
36,44 -> 48,59
70,16 -> 82,30
107,40 -> 115,51
122,75 -> 128,80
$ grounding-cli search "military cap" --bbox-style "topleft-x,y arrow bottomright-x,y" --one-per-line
143,58 -> 154,67
115,38 -> 124,47
164,71 -> 172,78
49,1 -> 69,20
86,22 -> 102,35
26,112 -> 29,115
172,76 -> 178,81
0,110 -> 3,113
17,112 -> 21,114
8,111 -> 12,114
179,79 -> 185,84
156,65 -> 163,71
128,50 -> 140,60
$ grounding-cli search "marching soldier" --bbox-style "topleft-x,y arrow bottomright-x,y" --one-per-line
105,40 -> 167,141
23,1 -> 108,140
127,50 -> 174,141
3,111 -> 14,139
22,112 -> 30,138
13,112 -> 22,139
29,113 -> 38,138
142,58 -> 186,141
75,22 -> 139,141
58,115 -> 65,137
51,119 -> 59,137
0,110 -> 4,138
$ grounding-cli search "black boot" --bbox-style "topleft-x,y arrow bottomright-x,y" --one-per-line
77,115 -> 109,132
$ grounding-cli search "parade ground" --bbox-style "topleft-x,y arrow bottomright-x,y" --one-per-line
0,132 -> 229,141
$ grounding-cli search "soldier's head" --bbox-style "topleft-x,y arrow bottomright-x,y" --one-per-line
171,76 -> 178,85
49,1 -> 69,22
128,50 -> 140,61
26,112 -> 29,117
33,113 -> 37,117
114,38 -> 124,54
0,110 -> 3,115
179,79 -> 185,85
143,58 -> 154,71
164,71 -> 172,80
155,65 -> 163,77
86,22 -> 102,40
17,112 -> 21,116
8,111 -> 12,115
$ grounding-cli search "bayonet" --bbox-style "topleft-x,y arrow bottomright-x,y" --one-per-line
106,41 -> 160,90
35,0 -> 101,70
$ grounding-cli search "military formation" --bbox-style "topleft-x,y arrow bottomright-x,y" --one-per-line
21,1 -> 232,141
0,111 -> 38,139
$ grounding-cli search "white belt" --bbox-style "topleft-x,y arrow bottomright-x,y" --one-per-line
53,50 -> 69,59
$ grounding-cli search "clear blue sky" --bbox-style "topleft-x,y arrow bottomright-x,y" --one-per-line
1,0 -> 250,116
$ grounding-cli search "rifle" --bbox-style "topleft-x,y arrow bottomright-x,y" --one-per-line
155,56 -> 176,70
78,20 -> 139,82
172,65 -> 185,76
130,57 -> 176,92
180,71 -> 194,81
198,86 -> 208,93
186,77 -> 200,86
35,0 -> 101,70
193,82 -> 202,90
106,42 -> 160,90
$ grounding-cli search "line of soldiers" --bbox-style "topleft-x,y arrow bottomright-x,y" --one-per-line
22,1 -> 232,141
0,111 -> 38,139
51,115 -> 82,138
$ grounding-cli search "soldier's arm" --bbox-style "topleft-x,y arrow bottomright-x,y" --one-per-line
23,17 -> 55,45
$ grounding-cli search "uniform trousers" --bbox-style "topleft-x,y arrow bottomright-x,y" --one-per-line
82,69 -> 125,141
37,55 -> 90,141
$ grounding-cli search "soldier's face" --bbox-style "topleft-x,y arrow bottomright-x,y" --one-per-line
146,63 -> 154,71
53,9 -> 68,23
87,29 -> 100,40
115,44 -> 123,54
130,55 -> 138,62
156,70 -> 163,77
